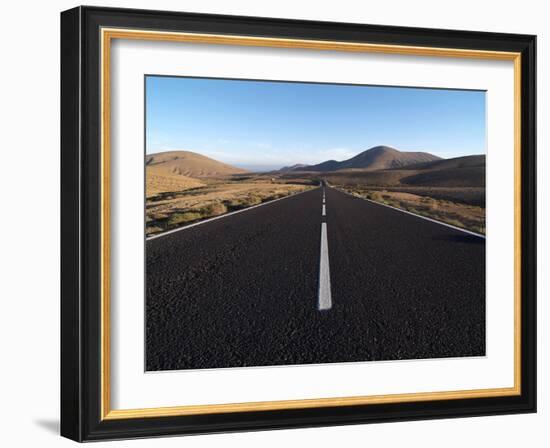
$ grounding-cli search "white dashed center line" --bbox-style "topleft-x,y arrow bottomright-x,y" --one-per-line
318,222 -> 332,310
318,187 -> 332,311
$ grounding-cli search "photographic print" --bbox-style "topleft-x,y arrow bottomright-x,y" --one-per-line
145,76 -> 486,371
61,9 -> 536,440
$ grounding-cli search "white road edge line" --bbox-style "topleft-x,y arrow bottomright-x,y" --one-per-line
318,222 -> 332,311
322,204 -> 326,216
147,187 -> 318,241
335,187 -> 485,239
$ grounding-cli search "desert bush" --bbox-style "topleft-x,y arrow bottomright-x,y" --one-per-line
149,211 -> 169,221
167,212 -> 203,226
245,194 -> 262,206
225,198 -> 243,209
370,191 -> 383,202
202,202 -> 227,216
225,197 -> 255,211
264,192 -> 285,201
145,225 -> 163,235
473,225 -> 486,234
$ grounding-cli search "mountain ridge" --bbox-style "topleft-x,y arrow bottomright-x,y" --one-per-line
320,153 -> 486,189
287,145 -> 442,172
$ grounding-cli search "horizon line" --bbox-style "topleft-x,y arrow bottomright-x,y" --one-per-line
145,145 -> 486,168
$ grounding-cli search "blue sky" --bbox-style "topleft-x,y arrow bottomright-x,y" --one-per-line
146,76 -> 486,171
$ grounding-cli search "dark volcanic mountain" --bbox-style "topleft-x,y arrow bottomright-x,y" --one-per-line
295,145 -> 441,172
399,154 -> 486,187
322,154 -> 486,189
278,163 -> 309,172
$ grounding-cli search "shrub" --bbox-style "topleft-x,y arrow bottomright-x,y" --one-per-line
245,194 -> 262,206
145,226 -> 163,235
202,202 -> 227,216
167,212 -> 202,226
370,191 -> 383,202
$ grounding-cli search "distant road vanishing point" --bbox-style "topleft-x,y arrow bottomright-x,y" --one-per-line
145,184 -> 485,371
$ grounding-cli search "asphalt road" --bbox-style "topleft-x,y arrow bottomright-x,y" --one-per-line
146,185 -> 485,371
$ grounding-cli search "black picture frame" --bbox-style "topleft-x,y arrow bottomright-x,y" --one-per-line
61,5 -> 536,442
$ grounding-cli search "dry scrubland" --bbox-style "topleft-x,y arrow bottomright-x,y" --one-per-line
145,151 -> 315,236
146,167 -> 206,197
146,175 -> 315,236
357,186 -> 485,207
303,151 -> 486,235
145,148 -> 485,236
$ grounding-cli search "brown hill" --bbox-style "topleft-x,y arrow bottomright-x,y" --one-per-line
397,154 -> 486,172
146,167 -> 205,198
145,150 -> 248,197
322,154 -> 485,188
146,151 -> 248,178
279,163 -> 309,172
296,145 -> 441,172
400,155 -> 485,187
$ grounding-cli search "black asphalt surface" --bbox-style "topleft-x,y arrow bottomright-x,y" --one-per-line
146,186 -> 485,371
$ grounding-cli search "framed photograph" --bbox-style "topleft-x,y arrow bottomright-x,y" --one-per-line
61,6 -> 536,442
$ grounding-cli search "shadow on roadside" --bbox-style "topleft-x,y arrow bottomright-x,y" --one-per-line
433,234 -> 485,245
